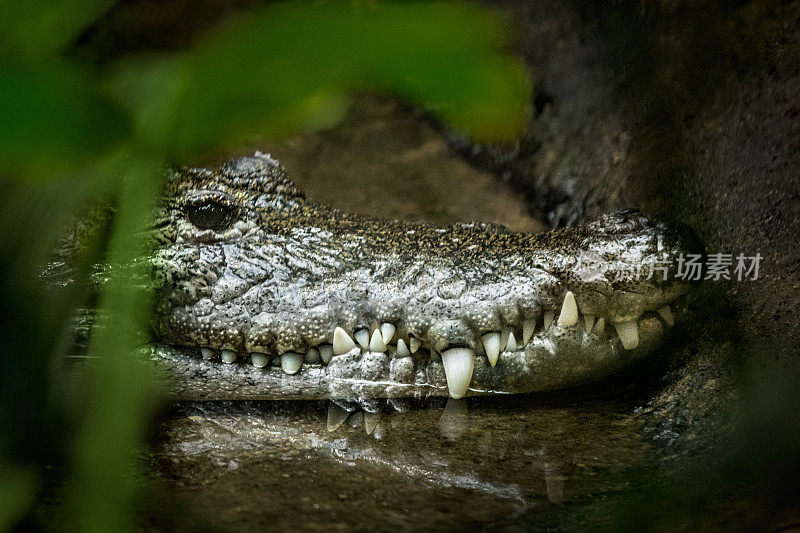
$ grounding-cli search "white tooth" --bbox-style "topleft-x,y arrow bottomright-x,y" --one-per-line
354,329 -> 370,349
658,306 -> 674,326
201,347 -> 214,360
380,323 -> 396,344
281,352 -> 303,374
369,329 -> 386,352
506,332 -> 517,352
592,317 -> 606,336
523,319 -> 536,344
364,412 -> 379,435
440,348 -> 475,399
319,344 -> 334,364
396,339 -> 411,358
305,348 -> 321,364
482,332 -> 501,367
250,353 -> 269,368
584,314 -> 595,333
327,403 -> 350,432
333,327 -> 357,355
543,311 -> 554,330
409,337 -> 422,353
221,349 -> 237,364
614,321 -> 639,350
558,291 -> 579,327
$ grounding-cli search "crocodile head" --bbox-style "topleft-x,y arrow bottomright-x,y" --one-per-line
151,152 -> 696,400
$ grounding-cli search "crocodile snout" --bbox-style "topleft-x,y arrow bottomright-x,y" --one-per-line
151,153 -> 696,400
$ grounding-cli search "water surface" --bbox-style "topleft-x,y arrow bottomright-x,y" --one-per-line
146,396 -> 656,530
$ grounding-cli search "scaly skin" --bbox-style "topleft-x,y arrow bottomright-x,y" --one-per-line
150,152 -> 695,400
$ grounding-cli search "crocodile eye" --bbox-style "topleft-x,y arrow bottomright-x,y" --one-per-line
186,201 -> 234,232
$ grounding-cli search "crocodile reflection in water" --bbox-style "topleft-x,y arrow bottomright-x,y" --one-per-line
160,398 -> 655,510
151,152 -> 696,400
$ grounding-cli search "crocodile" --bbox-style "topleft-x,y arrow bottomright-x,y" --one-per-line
149,152 -> 696,401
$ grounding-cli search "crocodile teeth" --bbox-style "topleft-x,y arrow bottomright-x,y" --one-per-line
305,348 -> 321,364
584,314 -> 595,333
319,344 -> 334,364
614,321 -> 639,350
369,329 -> 386,353
396,339 -> 411,358
592,317 -> 606,336
440,348 -> 475,399
250,353 -> 269,368
355,329 -> 370,350
327,403 -> 350,431
221,349 -> 237,364
657,306 -> 674,326
409,337 -> 422,353
523,319 -> 536,344
506,332 -> 518,352
333,327 -> 357,355
482,332 -> 501,367
381,323 -> 396,344
543,311 -> 555,330
201,347 -> 214,360
281,352 -> 303,374
558,291 -> 579,327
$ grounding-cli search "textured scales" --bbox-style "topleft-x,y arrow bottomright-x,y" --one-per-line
150,152 -> 696,400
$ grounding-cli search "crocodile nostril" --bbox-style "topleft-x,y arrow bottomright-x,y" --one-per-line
186,200 -> 234,232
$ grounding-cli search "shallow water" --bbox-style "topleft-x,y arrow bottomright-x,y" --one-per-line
146,396 -> 656,530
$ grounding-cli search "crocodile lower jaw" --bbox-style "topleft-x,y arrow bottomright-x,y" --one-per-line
161,291 -> 680,399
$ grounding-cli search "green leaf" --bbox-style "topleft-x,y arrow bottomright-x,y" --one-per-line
57,151 -> 164,532
0,0 -> 116,61
0,62 -> 130,180
107,1 -> 531,157
0,465 -> 37,531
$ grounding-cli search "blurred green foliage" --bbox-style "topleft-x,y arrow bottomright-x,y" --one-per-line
0,63 -> 129,177
0,1 -> 116,61
0,1 -> 530,530
108,2 -> 530,155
